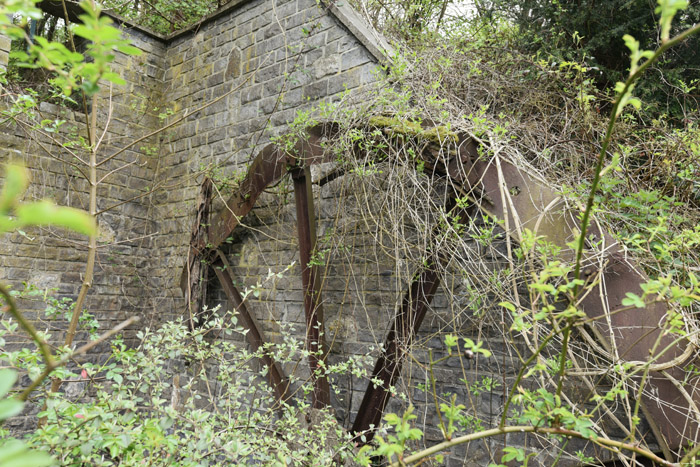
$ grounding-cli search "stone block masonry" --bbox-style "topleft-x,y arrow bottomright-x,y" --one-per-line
0,24 -> 168,344
0,33 -> 10,73
0,0 -> 384,435
0,23 -> 169,431
154,0 -> 382,315
0,1 -> 658,464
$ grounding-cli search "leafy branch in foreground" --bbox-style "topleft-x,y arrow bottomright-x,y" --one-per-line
0,163 -> 92,466
0,163 -> 144,466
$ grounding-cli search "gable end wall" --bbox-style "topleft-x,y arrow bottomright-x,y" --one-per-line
150,0 -> 380,313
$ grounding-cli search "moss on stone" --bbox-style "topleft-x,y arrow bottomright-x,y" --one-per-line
420,125 -> 458,143
368,116 -> 457,143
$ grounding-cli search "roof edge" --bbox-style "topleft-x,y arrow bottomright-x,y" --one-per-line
37,0 -> 394,64
321,0 -> 393,66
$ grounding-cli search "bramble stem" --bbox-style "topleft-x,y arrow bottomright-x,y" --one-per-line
573,22 -> 700,288
392,425 -> 675,467
20,316 -> 139,401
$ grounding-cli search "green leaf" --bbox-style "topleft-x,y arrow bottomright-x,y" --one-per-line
0,398 -> 24,421
384,413 -> 400,425
502,447 -> 525,462
0,0 -> 42,25
102,72 -> 126,86
463,338 -> 492,357
628,97 -> 642,110
574,417 -> 598,439
116,44 -> 142,56
0,165 -> 29,213
444,334 -> 459,349
0,369 -> 18,398
622,34 -> 640,55
80,80 -> 101,97
621,293 -> 646,308
656,0 -> 689,42
0,440 -> 54,467
499,301 -> 515,312
0,217 -> 19,233
407,427 -> 422,440
529,282 -> 556,294
15,201 -> 96,236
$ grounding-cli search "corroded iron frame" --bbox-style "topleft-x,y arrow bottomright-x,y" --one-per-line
180,123 -> 697,458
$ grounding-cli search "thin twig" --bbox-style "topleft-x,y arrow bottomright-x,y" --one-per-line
392,425 -> 675,467
20,316 -> 140,401
0,283 -> 55,367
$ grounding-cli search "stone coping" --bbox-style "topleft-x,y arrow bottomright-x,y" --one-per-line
160,0 -> 393,65
37,0 -> 392,64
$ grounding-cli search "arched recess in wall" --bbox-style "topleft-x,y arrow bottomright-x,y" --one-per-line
179,121 -> 699,460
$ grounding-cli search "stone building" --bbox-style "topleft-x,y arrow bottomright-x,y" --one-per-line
0,1 -> 680,465
0,0 -> 385,350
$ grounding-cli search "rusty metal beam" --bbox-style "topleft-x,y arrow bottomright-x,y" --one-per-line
579,257 -> 692,456
181,122 -> 698,455
468,153 -> 697,454
179,124 -> 337,407
351,258 -> 442,443
208,123 -> 337,250
181,178 -> 213,328
208,145 -> 294,250
350,198 -> 472,444
292,165 -> 331,408
211,250 -> 290,403
339,129 -> 476,440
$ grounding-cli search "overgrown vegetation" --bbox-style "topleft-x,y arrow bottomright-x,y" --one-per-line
25,310 -> 366,465
100,0 -> 220,34
480,0 -> 700,121
1,0 -> 700,466
352,0 -> 700,123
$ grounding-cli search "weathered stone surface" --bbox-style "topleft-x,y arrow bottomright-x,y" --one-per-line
314,55 -> 340,79
0,34 -> 10,72
0,1 -> 645,464
225,46 -> 242,79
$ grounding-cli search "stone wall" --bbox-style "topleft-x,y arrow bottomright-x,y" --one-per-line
0,2 -> 658,465
150,0 -> 381,318
0,32 -> 9,73
0,0 -> 383,434
0,25 -> 168,430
